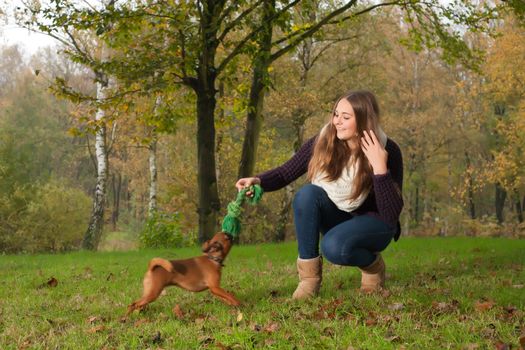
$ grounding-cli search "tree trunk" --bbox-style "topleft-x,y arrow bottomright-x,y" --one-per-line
148,132 -> 158,218
275,122 -> 305,241
82,77 -> 109,250
414,186 -> 420,224
82,0 -> 114,250
465,152 -> 475,219
237,0 -> 275,179
148,95 -> 160,218
195,84 -> 220,243
514,191 -> 523,223
111,172 -> 122,231
495,183 -> 506,224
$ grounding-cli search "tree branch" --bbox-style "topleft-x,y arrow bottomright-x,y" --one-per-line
217,0 -> 265,43
270,0 -> 361,62
216,0 -> 301,74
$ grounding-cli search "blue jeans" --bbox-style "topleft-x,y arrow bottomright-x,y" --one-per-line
293,184 -> 395,267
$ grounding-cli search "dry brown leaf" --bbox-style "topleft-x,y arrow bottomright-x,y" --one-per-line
47,277 -> 58,287
172,304 -> 184,319
264,322 -> 279,333
519,335 -> 525,350
475,300 -> 495,312
388,302 -> 404,311
264,339 -> 276,346
134,319 -> 150,327
87,315 -> 100,324
322,327 -> 335,337
215,341 -> 230,350
250,323 -> 262,332
87,325 -> 105,333
365,317 -> 377,326
197,336 -> 213,344
494,341 -> 510,350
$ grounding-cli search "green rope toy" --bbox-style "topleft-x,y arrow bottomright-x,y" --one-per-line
221,184 -> 264,237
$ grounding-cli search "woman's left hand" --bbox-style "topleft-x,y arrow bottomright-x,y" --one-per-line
361,130 -> 388,175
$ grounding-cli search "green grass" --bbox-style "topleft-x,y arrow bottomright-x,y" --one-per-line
1,237 -> 524,349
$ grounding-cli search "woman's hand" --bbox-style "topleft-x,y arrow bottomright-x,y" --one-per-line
235,177 -> 261,197
361,130 -> 388,175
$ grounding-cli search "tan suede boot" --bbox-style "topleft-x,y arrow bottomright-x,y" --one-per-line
359,254 -> 385,293
292,256 -> 323,299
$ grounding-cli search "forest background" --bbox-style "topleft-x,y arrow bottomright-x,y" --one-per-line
1,0 -> 524,253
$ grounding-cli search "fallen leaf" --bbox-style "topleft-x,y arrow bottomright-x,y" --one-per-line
87,325 -> 105,333
323,326 -> 335,337
151,331 -> 162,344
464,343 -> 479,349
134,319 -> 150,327
519,335 -> 525,350
87,315 -> 101,324
198,335 -> 213,344
388,302 -> 404,311
250,323 -> 262,332
172,304 -> 184,319
264,339 -> 276,346
385,334 -> 401,342
236,312 -> 243,323
47,277 -> 58,287
475,300 -> 495,312
264,322 -> 279,333
215,341 -> 230,350
494,341 -> 510,350
365,317 -> 377,326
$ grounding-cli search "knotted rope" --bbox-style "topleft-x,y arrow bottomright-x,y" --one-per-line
221,185 -> 264,237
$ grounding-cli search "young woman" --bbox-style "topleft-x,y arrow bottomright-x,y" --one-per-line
235,90 -> 403,298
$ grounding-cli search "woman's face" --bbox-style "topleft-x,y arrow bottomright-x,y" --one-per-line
332,98 -> 357,142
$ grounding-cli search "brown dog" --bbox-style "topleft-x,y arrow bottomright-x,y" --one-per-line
127,232 -> 240,315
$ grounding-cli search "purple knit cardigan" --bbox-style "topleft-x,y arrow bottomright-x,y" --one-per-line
256,136 -> 404,240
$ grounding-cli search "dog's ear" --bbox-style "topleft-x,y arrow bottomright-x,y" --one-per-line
201,239 -> 211,253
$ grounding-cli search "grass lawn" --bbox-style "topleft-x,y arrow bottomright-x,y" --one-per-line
0,237 -> 524,349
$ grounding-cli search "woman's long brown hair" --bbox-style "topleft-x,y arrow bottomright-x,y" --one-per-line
307,91 -> 382,200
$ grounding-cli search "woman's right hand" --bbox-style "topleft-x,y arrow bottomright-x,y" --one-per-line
235,177 -> 261,197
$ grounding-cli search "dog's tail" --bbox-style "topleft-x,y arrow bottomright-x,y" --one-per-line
148,258 -> 174,273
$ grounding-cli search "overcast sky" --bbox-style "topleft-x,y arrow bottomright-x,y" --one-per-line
1,0 -> 58,54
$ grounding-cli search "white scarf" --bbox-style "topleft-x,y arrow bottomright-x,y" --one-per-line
311,127 -> 388,212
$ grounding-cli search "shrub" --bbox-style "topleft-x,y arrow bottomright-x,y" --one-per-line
139,211 -> 195,249
0,181 -> 91,253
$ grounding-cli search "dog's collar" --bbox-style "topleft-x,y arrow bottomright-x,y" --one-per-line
207,255 -> 224,266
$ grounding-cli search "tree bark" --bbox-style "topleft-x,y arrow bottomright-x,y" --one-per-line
195,84 -> 220,243
237,0 -> 275,179
465,152 -> 476,219
111,172 -> 122,231
495,182 -> 506,224
82,75 -> 109,250
514,191 -> 523,223
148,131 -> 158,218
147,95 -> 161,218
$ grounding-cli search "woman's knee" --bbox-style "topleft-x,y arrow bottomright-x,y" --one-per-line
293,184 -> 324,210
320,236 -> 344,265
